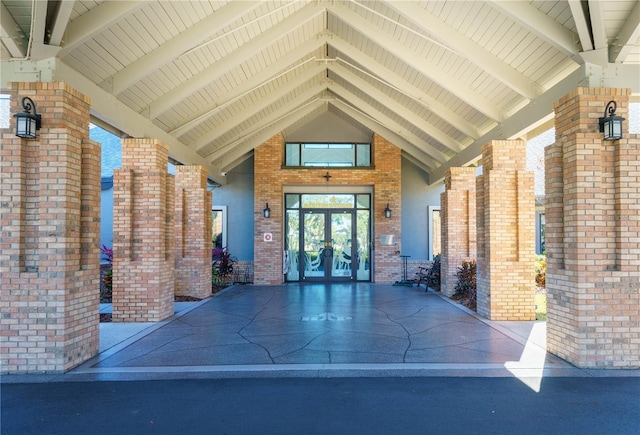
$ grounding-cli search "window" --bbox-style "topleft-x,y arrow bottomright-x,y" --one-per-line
285,143 -> 371,167
536,212 -> 545,255
212,206 -> 227,249
428,206 -> 441,260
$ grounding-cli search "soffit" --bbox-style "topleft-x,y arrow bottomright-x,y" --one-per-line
1,0 -> 638,183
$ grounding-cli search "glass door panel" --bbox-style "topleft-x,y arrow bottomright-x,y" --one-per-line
302,212 -> 325,278
356,210 -> 370,280
330,212 -> 353,278
285,210 -> 300,281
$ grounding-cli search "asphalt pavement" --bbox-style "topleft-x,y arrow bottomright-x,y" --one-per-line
3,376 -> 639,435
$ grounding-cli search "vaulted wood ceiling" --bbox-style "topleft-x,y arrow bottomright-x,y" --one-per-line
2,1 -> 639,183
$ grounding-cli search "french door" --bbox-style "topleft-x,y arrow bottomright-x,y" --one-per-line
285,193 -> 371,282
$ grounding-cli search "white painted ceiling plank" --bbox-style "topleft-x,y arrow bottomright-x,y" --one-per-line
147,2 -> 324,120
327,2 -> 503,121
217,99 -> 327,169
328,83 -> 450,163
331,99 -> 436,172
329,62 -> 463,154
209,92 -> 326,162
59,1 -> 146,57
609,0 -> 640,63
170,35 -> 328,138
0,2 -> 27,57
489,0 -> 579,57
330,37 -> 482,138
104,1 -> 261,95
195,66 -> 327,152
384,1 -> 540,99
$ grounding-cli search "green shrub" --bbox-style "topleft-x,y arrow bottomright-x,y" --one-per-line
535,255 -> 546,288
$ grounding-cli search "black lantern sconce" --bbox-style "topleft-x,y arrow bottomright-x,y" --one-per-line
384,203 -> 392,219
599,100 -> 624,141
14,97 -> 42,139
263,203 -> 271,218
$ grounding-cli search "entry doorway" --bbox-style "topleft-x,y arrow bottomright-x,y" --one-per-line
285,193 -> 371,282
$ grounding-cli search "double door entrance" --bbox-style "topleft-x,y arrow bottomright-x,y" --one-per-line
285,193 -> 371,282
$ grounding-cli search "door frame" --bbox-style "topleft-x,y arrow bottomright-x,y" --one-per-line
300,209 -> 356,282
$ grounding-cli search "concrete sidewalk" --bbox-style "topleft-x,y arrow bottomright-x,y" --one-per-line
4,284 -> 638,383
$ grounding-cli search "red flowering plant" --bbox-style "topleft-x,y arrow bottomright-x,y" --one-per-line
212,246 -> 236,289
100,244 -> 113,301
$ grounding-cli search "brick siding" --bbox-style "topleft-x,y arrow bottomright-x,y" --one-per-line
253,133 -> 402,284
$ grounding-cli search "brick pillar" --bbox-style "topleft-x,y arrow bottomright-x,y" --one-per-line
546,87 -> 639,368
372,134 -> 402,284
112,139 -> 175,322
476,140 -> 535,320
440,167 -> 477,296
174,166 -> 212,298
0,82 -> 101,373
253,134 -> 284,285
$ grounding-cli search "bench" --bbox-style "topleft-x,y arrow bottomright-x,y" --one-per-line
416,258 -> 440,291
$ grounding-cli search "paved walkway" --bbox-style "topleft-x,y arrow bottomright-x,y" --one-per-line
5,284 -> 639,383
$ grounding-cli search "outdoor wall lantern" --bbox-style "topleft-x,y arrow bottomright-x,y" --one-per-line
14,96 -> 41,139
384,203 -> 392,219
599,100 -> 624,141
263,203 -> 271,218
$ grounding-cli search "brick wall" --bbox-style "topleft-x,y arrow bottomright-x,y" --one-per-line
441,167 -> 477,297
546,87 -> 639,368
112,139 -> 175,322
253,133 -> 402,284
174,166 -> 212,298
0,82 -> 100,373
476,140 -> 535,320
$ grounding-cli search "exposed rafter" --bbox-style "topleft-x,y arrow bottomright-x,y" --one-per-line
209,89 -> 328,162
329,36 -> 484,139
102,1 -> 261,95
196,69 -> 327,154
217,99 -> 327,170
327,2 -> 504,121
48,0 -> 75,46
170,36 -> 328,138
609,1 -> 640,63
489,0 -> 580,57
384,1 -> 541,99
328,62 -> 464,153
145,2 -> 324,119
569,0 -> 594,52
0,2 -> 27,57
330,100 -> 436,173
58,1 -> 146,56
328,83 -> 451,163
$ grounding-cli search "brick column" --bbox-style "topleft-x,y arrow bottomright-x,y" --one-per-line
440,167 -> 477,296
546,87 -> 639,368
174,166 -> 212,298
112,139 -> 175,322
476,140 -> 535,320
0,82 -> 101,373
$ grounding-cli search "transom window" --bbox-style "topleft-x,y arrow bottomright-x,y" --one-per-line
285,143 -> 371,167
